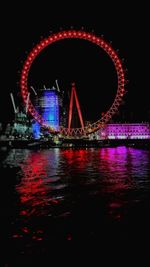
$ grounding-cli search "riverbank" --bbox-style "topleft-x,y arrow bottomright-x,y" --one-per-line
0,138 -> 150,149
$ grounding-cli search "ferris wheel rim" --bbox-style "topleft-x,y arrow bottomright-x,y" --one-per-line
20,30 -> 125,136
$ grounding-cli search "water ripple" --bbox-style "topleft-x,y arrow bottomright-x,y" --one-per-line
1,147 -> 150,249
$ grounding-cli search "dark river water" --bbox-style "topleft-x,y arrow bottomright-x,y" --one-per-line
1,146 -> 150,264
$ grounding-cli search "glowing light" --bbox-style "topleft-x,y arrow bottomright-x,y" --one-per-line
21,29 -> 125,136
32,121 -> 41,139
108,136 -> 116,139
100,123 -> 150,140
38,90 -> 60,131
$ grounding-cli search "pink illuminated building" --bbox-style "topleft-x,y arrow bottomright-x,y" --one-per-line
98,123 -> 150,140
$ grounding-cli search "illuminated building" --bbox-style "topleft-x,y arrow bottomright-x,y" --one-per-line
32,121 -> 41,139
11,112 -> 32,138
98,123 -> 150,140
32,87 -> 63,138
42,90 -> 59,130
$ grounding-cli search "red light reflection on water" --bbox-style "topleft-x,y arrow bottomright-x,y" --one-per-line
17,154 -> 47,210
62,149 -> 93,171
14,147 -> 149,239
16,151 -> 60,217
15,151 -> 61,240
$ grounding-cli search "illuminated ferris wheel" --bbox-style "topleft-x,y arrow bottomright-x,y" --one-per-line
20,30 -> 126,137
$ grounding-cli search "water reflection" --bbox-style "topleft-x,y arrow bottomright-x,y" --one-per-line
17,150 -> 62,216
2,147 -> 150,250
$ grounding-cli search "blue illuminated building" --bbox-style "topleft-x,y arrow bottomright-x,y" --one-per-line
32,121 -> 41,139
42,90 -> 59,130
32,87 -> 61,139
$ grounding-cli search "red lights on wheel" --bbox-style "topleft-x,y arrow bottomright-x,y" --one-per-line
20,30 -> 126,136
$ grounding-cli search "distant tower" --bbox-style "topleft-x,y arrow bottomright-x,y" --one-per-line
32,86 -> 63,138
68,83 -> 84,131
42,89 -> 60,130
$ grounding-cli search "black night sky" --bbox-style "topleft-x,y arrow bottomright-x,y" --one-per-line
1,3 -> 149,124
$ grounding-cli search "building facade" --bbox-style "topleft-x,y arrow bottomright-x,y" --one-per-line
98,123 -> 150,140
32,87 -> 63,138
